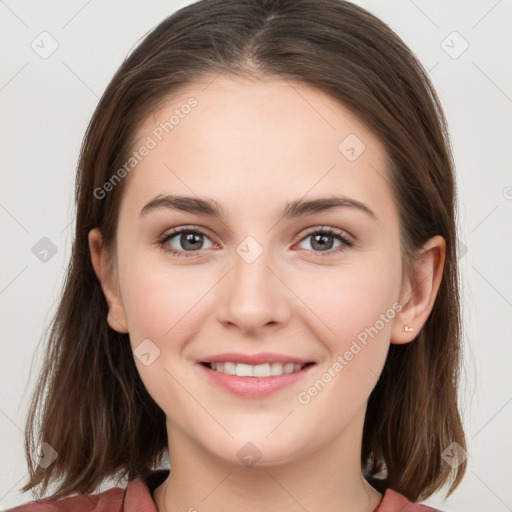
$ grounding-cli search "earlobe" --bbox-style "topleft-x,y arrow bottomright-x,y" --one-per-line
88,228 -> 129,333
391,235 -> 446,345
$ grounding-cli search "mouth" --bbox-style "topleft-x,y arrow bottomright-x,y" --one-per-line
200,361 -> 315,377
197,359 -> 317,399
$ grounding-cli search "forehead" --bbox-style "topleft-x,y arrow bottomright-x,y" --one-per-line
122,75 -> 395,222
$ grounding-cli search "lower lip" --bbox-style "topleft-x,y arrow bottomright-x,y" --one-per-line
197,363 -> 316,398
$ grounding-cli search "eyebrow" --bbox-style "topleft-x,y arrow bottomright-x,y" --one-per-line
139,194 -> 376,221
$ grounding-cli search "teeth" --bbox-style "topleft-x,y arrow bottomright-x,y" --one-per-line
209,362 -> 305,377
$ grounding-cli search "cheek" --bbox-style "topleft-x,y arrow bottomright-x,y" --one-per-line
121,263 -> 206,344
117,258 -> 209,408
292,260 -> 401,427
300,251 -> 402,384
310,258 -> 401,338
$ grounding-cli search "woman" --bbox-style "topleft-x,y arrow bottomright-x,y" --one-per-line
10,1 -> 467,510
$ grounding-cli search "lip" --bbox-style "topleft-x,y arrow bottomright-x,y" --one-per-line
198,352 -> 314,365
197,361 -> 316,399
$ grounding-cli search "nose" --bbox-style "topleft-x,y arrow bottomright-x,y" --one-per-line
215,241 -> 291,334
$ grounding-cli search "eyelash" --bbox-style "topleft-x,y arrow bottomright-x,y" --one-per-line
158,226 -> 353,259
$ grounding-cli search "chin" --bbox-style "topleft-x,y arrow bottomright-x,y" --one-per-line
204,433 -> 311,469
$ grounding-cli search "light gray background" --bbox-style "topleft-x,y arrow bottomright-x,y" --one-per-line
1,0 -> 511,510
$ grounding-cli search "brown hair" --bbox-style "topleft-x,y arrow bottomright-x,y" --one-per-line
22,0 -> 467,503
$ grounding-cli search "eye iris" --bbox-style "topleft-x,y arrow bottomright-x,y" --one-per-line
311,233 -> 334,251
181,232 -> 203,251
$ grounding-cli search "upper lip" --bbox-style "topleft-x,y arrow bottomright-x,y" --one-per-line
199,352 -> 314,365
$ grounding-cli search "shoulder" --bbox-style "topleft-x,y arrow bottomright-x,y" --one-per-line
374,488 -> 444,512
7,470 -> 167,512
6,485 -> 125,512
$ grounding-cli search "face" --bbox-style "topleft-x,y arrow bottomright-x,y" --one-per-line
96,76 -> 408,466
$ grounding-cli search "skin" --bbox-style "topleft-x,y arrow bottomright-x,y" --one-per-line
89,75 -> 445,512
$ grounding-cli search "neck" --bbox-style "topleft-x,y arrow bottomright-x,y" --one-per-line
154,407 -> 383,512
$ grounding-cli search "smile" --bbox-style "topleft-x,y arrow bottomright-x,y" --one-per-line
202,361 -> 313,377
198,361 -> 316,398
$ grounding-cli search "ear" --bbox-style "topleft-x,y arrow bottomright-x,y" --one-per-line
391,235 -> 446,344
88,228 -> 129,333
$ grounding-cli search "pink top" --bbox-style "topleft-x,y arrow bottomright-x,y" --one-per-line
7,470 -> 442,511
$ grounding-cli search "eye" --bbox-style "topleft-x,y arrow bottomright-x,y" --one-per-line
296,226 -> 353,256
158,227 -> 217,258
158,225 -> 353,259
